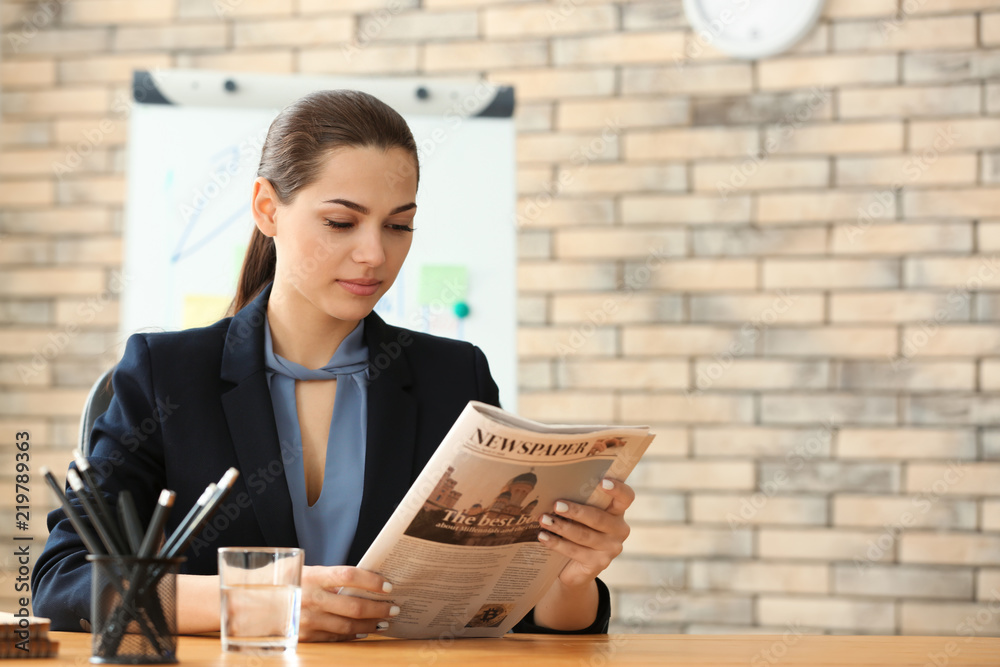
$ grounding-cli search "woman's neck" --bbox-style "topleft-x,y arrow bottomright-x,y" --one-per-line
266,282 -> 362,370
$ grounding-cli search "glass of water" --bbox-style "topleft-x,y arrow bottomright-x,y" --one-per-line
218,547 -> 304,653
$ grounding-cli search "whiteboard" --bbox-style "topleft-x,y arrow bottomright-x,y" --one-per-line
121,70 -> 517,409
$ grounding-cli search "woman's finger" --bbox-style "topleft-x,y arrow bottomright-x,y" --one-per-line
599,478 -> 636,516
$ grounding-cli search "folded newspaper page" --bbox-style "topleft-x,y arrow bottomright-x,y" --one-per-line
343,400 -> 654,639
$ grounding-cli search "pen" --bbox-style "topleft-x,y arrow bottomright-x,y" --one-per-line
67,469 -> 122,556
162,468 -> 239,559
74,449 -> 128,554
41,467 -> 105,555
117,491 -> 144,554
138,490 -> 175,559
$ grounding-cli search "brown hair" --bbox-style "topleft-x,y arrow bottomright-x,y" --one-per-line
228,89 -> 420,315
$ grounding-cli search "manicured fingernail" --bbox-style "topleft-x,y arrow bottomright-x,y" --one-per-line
555,501 -> 569,513
538,531 -> 551,542
389,605 -> 401,617
376,621 -> 389,631
602,479 -> 615,490
356,633 -> 368,639
540,514 -> 554,526
382,582 -> 393,593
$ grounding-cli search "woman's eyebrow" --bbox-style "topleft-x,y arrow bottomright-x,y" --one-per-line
322,198 -> 416,215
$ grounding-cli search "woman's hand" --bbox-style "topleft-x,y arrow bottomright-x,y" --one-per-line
299,566 -> 398,642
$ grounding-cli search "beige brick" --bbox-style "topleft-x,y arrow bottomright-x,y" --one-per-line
824,0 -> 898,18
980,568 -> 1000,599
0,180 -> 54,207
906,188 -> 1000,219
840,85 -> 981,119
906,256 -> 1000,289
910,119 -> 1000,151
836,154 -> 978,187
901,324 -> 1000,357
836,292 -> 970,324
763,461 -> 901,494
691,494 -> 827,526
558,359 -> 687,390
759,54 -> 897,90
0,388 -> 89,418
623,324 -> 757,356
694,426 -> 833,458
515,102 -> 553,133
62,0 -> 175,24
175,51 -> 295,74
514,196 -> 613,228
0,207 -> 113,234
905,49 -> 1000,83
907,463 -> 1000,497
424,40 -> 549,72
692,90 -> 835,127
759,529 -> 896,562
690,561 -> 829,594
0,359 -> 50,386
51,237 -> 122,265
0,300 -> 53,326
621,393 -> 755,424
838,222 -> 974,255
0,421 -> 50,445
622,63 -> 753,96
360,10 -> 478,40
518,391 -> 614,423
0,237 -> 51,264
557,97 -> 689,130
838,428 -> 976,459
694,158 -> 830,193
908,0 -> 1000,12
618,494 -> 686,525
0,120 -> 50,146
834,495 -> 977,530
758,190 -> 896,224
835,564 -> 973,599
601,556 -> 685,589
622,2 -> 687,31
0,148 -> 106,176
762,393 -> 896,426
299,0 -> 415,11
518,229 -> 551,260
764,259 -> 899,289
0,269 -> 105,296
114,24 -> 227,51
518,261 -> 615,292
903,601 -> 1000,635
981,359 -> 1000,390
299,44 -> 419,74
624,127 -> 758,161
901,532 -> 1000,565
517,132 -> 619,163
556,163 -> 686,195
551,292 -> 684,324
519,360 -> 552,390
54,117 -> 128,146
0,28 -> 109,56
553,31 -> 685,66
179,0 -> 296,17
554,228 -> 686,260
689,293 -> 823,324
488,67 -> 615,101
840,360 -> 975,392
764,122 -> 904,155
638,260 -> 760,292
517,327 -> 615,357
620,591 -> 755,627
644,426 -> 690,457
233,16 -> 353,47
55,297 -> 120,327
622,194 -> 752,225
484,4 -> 616,38
58,53 -> 171,85
631,461 -> 755,492
692,227 -> 827,257
906,395 -> 1000,425
765,327 -> 898,358
832,16 -> 976,52
0,60 -> 55,89
2,87 -> 109,116
517,166 -> 552,195
986,12 -> 1000,46
57,175 -> 126,206
694,359 -> 829,392
628,526 -> 752,558
758,596 -> 894,632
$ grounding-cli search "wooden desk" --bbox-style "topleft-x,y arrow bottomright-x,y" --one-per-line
35,631 -> 1000,666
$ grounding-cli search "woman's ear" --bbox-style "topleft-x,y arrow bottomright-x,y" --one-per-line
251,176 -> 279,237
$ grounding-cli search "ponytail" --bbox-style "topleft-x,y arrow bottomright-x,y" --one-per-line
227,226 -> 276,316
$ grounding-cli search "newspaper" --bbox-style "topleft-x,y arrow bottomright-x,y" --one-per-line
342,400 -> 654,639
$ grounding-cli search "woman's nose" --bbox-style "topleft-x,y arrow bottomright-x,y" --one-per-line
352,225 -> 386,266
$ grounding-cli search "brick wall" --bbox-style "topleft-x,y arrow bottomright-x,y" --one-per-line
1,0 -> 999,636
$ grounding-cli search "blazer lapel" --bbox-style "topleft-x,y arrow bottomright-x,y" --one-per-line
219,283 -> 299,548
345,312 -> 417,565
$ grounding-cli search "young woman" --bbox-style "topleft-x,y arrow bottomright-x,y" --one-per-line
32,90 -> 635,640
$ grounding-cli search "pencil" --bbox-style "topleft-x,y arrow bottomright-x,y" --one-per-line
67,469 -> 122,556
162,468 -> 239,559
74,449 -> 128,554
41,467 -> 104,555
117,491 -> 144,554
138,490 -> 175,559
157,484 -> 216,558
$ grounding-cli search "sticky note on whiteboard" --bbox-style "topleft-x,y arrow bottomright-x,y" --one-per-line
182,294 -> 231,329
418,265 -> 467,306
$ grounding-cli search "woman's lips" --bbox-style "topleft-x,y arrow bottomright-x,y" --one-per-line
338,279 -> 381,296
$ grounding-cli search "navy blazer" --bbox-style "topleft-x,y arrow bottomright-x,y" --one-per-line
32,283 -> 610,633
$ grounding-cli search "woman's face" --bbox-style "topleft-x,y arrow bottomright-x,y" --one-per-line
254,145 -> 418,324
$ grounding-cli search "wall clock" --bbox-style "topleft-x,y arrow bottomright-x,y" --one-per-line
682,0 -> 826,60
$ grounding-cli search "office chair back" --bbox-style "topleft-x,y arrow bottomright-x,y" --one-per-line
79,368 -> 115,457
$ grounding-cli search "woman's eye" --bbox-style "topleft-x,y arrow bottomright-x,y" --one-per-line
323,219 -> 353,229
387,224 -> 415,233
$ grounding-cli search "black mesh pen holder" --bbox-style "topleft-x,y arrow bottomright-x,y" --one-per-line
88,555 -> 185,664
